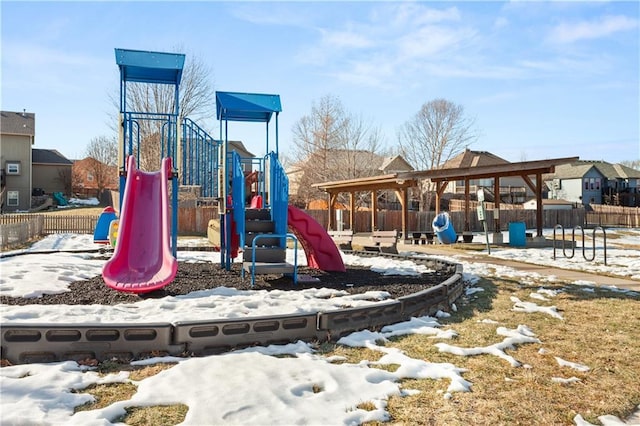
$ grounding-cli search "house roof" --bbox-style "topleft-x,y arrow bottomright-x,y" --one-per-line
32,149 -> 73,165
441,148 -> 509,169
379,155 -> 414,173
545,160 -> 640,180
597,162 -> 640,179
228,140 -> 255,158
1,111 -> 35,136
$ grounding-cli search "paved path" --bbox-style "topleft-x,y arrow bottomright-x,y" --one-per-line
394,240 -> 640,292
350,235 -> 640,291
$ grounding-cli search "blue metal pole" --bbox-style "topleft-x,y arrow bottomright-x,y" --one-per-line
275,112 -> 279,157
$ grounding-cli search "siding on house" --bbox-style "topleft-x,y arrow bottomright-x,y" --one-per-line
545,160 -> 638,206
32,149 -> 73,196
1,111 -> 35,211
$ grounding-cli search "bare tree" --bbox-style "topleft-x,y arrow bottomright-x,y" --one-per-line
80,136 -> 119,198
86,135 -> 118,167
112,48 -> 215,171
290,95 -> 387,207
398,99 -> 477,211
620,159 -> 640,170
56,168 -> 72,196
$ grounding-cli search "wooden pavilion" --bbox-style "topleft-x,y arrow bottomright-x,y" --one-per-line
312,156 -> 579,240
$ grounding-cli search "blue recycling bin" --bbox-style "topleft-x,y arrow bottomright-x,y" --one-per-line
509,222 -> 526,247
432,212 -> 457,244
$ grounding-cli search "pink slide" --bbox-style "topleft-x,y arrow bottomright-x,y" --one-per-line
287,205 -> 346,272
102,156 -> 178,293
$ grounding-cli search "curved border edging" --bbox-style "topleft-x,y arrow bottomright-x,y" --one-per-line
1,252 -> 464,365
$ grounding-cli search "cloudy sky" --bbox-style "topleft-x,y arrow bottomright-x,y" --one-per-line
2,1 -> 638,164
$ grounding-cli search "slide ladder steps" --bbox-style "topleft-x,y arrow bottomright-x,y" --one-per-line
242,208 -> 295,280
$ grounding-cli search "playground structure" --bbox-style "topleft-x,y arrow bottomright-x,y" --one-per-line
98,48 -> 345,293
1,48 -> 467,365
552,224 -> 608,265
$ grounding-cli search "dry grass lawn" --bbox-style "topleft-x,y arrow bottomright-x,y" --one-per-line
73,273 -> 640,425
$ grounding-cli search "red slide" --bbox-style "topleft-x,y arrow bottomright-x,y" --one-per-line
102,156 -> 178,293
287,205 -> 346,272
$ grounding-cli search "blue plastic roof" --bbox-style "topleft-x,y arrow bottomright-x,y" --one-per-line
216,91 -> 282,122
115,48 -> 185,85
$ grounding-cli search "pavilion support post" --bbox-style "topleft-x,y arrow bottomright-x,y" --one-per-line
435,180 -> 448,215
464,179 -> 470,232
521,173 -> 544,239
493,177 -> 503,244
349,192 -> 355,231
535,172 -> 543,238
328,192 -> 337,230
371,189 -> 378,231
395,188 -> 408,241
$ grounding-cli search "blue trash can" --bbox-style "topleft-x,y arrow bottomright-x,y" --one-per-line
432,212 -> 457,244
508,222 -> 526,247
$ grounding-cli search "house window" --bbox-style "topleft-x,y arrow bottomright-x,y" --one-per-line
6,162 -> 20,175
87,172 -> 94,182
595,178 -> 601,191
7,191 -> 19,206
584,178 -> 589,190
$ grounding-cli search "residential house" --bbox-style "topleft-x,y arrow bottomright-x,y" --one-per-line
1,110 -> 35,212
378,155 -> 414,174
72,157 -> 118,198
286,149 -> 414,209
440,149 -> 534,202
32,149 -> 73,196
545,160 -> 640,207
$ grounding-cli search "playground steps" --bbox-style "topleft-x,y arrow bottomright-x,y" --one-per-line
242,262 -> 295,276
242,208 -> 295,281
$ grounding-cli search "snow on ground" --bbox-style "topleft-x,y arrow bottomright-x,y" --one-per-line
1,229 -> 639,425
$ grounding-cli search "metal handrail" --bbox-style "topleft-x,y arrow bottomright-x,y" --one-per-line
249,233 -> 298,286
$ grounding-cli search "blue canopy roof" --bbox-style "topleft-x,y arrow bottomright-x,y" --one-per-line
216,91 -> 282,123
115,48 -> 185,85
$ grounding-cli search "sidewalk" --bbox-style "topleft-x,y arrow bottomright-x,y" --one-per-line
400,241 -> 640,292
352,235 -> 640,292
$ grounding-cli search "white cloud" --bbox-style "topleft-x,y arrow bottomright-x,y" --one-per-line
549,15 -> 638,44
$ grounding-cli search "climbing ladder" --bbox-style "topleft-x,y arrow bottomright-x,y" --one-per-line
217,92 -> 298,284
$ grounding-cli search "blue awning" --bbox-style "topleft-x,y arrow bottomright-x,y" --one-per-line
216,91 -> 282,123
115,48 -> 185,85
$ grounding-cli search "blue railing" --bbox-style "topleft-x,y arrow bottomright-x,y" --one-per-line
122,112 -> 178,166
231,151 -> 246,252
249,233 -> 298,286
269,152 -> 289,246
181,118 -> 220,198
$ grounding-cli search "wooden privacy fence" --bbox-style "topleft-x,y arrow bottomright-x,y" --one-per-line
307,208 -> 588,233
0,208 -> 219,241
588,205 -> 640,228
0,205 -> 635,246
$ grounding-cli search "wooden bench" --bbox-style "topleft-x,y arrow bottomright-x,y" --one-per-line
328,230 -> 353,251
365,230 -> 399,254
